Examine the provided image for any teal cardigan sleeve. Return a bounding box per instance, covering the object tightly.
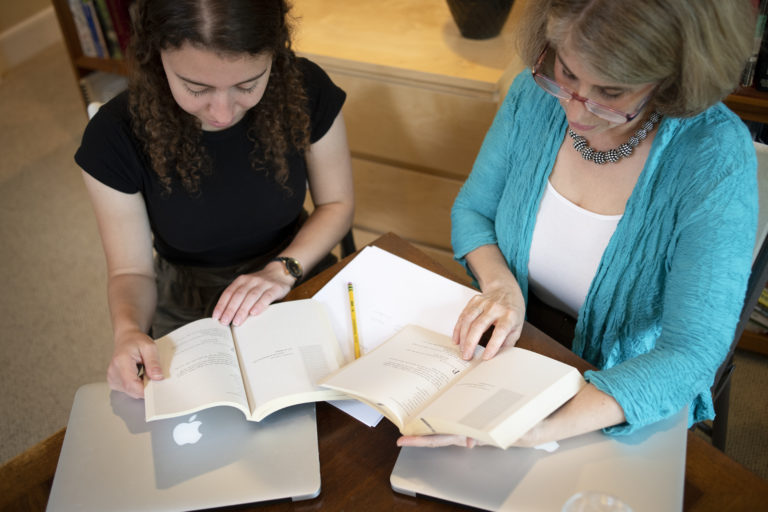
[450,82,516,268]
[585,109,758,434]
[451,72,563,284]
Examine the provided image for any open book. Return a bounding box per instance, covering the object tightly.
[319,324,586,448]
[144,299,347,422]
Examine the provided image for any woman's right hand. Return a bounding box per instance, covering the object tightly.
[453,244,527,361]
[453,281,526,361]
[81,171,161,399]
[106,329,164,399]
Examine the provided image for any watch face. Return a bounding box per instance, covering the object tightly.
[285,258,302,278]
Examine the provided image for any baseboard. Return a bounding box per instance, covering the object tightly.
[0,6,63,76]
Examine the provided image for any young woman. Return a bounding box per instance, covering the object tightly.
[76,0,354,399]
[400,0,757,448]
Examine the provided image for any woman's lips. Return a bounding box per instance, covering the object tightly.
[569,121,595,132]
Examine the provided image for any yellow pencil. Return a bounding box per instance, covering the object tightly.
[348,282,361,359]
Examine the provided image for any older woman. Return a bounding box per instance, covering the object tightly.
[400,0,757,448]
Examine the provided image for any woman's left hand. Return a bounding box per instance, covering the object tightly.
[396,426,541,449]
[395,384,628,450]
[212,261,295,326]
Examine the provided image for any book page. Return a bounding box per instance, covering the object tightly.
[233,299,347,421]
[313,246,479,362]
[319,325,481,429]
[312,246,479,425]
[418,346,585,446]
[145,318,249,421]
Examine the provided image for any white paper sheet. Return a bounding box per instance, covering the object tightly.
[312,246,480,425]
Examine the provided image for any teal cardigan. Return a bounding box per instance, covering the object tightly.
[451,72,758,434]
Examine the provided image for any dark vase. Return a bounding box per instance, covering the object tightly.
[446,0,514,40]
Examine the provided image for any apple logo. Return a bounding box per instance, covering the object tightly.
[172,414,203,446]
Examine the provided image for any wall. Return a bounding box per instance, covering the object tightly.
[0,0,60,75]
[0,0,51,33]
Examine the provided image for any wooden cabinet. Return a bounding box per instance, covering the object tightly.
[291,0,525,282]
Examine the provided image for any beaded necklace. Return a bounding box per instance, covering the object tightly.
[568,111,662,164]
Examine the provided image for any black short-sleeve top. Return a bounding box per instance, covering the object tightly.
[75,58,346,267]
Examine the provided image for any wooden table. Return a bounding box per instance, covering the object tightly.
[2,233,767,511]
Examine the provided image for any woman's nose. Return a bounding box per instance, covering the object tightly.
[208,92,235,124]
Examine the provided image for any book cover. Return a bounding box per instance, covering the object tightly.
[80,1,108,58]
[93,0,123,59]
[105,0,133,52]
[750,0,768,89]
[67,0,99,58]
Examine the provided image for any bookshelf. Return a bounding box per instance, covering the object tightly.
[51,0,129,109]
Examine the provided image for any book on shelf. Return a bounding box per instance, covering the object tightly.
[758,287,768,309]
[749,309,768,329]
[80,1,109,58]
[753,297,768,317]
[743,0,768,88]
[746,318,768,335]
[319,324,586,449]
[105,0,134,53]
[67,0,99,58]
[92,0,123,59]
[144,299,347,422]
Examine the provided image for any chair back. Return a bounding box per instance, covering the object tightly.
[705,141,768,450]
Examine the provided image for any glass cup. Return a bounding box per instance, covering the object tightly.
[561,491,634,512]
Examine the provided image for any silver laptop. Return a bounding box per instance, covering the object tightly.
[47,382,321,511]
[391,407,688,512]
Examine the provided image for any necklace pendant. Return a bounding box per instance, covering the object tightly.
[567,111,661,166]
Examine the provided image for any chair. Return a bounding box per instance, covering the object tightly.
[698,141,768,451]
[340,229,357,258]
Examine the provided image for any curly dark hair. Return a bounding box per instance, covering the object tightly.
[127,0,310,195]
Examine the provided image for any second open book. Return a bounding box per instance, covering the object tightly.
[319,324,585,449]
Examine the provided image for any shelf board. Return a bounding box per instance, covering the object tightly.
[725,87,768,124]
[74,56,129,77]
[738,329,768,356]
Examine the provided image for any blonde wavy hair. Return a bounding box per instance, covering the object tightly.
[127,0,309,195]
[515,0,756,117]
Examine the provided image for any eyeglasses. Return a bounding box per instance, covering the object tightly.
[531,45,653,124]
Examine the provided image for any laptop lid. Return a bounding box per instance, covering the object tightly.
[391,407,687,512]
[47,382,320,512]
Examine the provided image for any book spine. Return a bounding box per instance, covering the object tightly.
[93,0,123,59]
[80,1,108,58]
[742,0,768,87]
[105,0,133,52]
[67,0,99,58]
[759,287,768,309]
[750,310,768,329]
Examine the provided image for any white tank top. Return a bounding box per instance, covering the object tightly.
[528,180,622,318]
